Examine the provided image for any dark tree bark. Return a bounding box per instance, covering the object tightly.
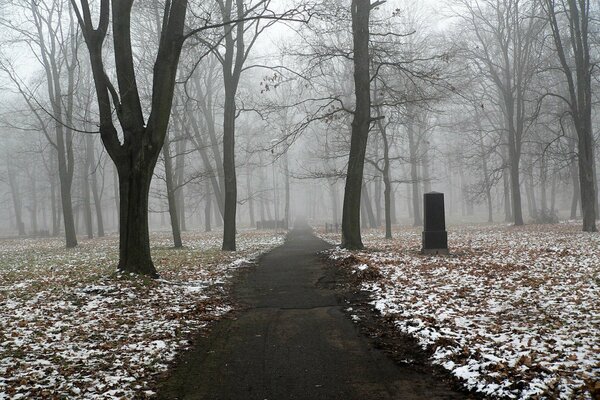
[341,0,372,250]
[89,141,105,237]
[73,0,188,276]
[217,0,245,251]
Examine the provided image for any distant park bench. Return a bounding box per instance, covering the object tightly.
[325,223,340,233]
[257,220,286,230]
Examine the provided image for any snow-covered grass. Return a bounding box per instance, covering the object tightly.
[0,230,284,399]
[319,223,599,400]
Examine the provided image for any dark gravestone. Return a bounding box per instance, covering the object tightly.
[422,192,448,255]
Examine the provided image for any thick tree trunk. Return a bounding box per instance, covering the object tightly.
[576,119,597,231]
[341,0,371,249]
[117,162,157,277]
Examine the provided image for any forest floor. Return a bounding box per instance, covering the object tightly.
[318,222,599,400]
[0,229,284,399]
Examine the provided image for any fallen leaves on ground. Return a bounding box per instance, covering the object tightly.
[0,230,283,399]
[320,223,599,400]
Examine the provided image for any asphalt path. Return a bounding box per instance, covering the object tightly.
[156,227,465,400]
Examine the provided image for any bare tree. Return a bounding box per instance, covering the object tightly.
[71,0,188,276]
[543,0,597,231]
[456,0,546,226]
[341,0,379,249]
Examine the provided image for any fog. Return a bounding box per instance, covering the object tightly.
[0,0,597,247]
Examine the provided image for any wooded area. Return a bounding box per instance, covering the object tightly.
[0,0,598,269]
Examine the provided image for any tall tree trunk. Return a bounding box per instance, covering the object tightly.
[56,130,77,247]
[550,171,557,215]
[390,187,397,225]
[341,0,371,249]
[205,182,212,232]
[50,167,59,236]
[362,182,377,229]
[7,163,25,236]
[113,164,120,228]
[503,166,513,222]
[571,154,580,219]
[545,0,596,231]
[246,169,255,227]
[175,137,187,231]
[330,181,340,225]
[163,136,183,248]
[408,117,422,226]
[188,115,225,216]
[89,142,105,237]
[284,152,290,229]
[222,88,237,250]
[540,150,548,217]
[83,138,94,240]
[422,139,432,194]
[507,129,524,225]
[30,172,38,234]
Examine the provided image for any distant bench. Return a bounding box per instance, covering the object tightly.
[325,223,340,233]
[257,220,287,230]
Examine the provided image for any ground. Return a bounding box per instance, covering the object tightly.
[1,223,598,399]
[318,222,599,400]
[0,230,283,399]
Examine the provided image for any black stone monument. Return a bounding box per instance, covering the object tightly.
[422,192,448,255]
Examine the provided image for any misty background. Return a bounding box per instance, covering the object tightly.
[0,0,595,243]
